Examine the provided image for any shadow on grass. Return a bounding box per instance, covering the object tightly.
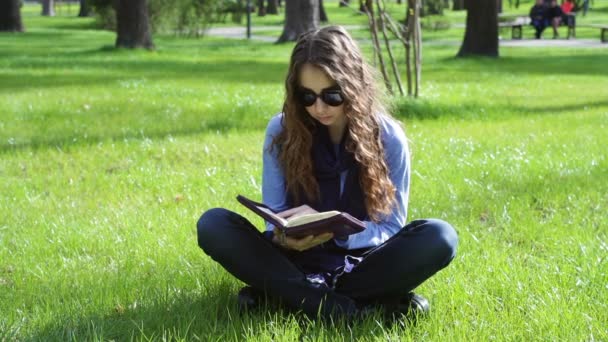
[392,98,608,121]
[27,286,264,340]
[27,285,373,340]
[1,59,285,93]
[438,53,608,77]
[0,117,262,153]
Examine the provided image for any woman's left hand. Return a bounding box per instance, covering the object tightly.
[272,227,334,252]
[276,204,318,220]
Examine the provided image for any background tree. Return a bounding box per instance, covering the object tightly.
[267,0,279,14]
[453,0,464,10]
[266,0,279,13]
[359,0,372,12]
[258,0,266,15]
[277,0,319,43]
[0,0,24,32]
[319,0,328,22]
[457,0,498,57]
[78,0,91,17]
[423,0,443,15]
[42,0,55,16]
[507,0,520,9]
[115,0,154,49]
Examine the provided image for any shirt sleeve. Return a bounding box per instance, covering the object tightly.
[262,114,289,231]
[334,115,410,250]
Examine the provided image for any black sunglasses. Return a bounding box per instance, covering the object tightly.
[297,87,345,107]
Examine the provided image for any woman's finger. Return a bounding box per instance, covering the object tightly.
[276,205,307,218]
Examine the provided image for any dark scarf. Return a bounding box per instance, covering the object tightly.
[310,125,367,221]
[283,125,369,274]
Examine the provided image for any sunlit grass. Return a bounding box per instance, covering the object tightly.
[1,4,607,341]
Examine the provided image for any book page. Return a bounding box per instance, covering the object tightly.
[284,211,340,228]
[257,206,288,227]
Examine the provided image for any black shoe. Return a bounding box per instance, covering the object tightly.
[237,286,264,311]
[405,292,430,316]
[386,292,430,321]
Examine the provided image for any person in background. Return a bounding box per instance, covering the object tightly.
[561,0,576,28]
[530,0,549,39]
[546,0,564,38]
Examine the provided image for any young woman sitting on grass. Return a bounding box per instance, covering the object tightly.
[197,26,458,321]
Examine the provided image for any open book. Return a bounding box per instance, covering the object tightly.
[237,195,365,239]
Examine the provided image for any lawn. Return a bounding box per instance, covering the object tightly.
[1,3,607,341]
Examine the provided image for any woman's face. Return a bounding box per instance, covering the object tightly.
[298,63,347,132]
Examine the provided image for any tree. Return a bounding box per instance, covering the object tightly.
[277,0,319,43]
[453,0,464,10]
[42,0,55,16]
[259,0,279,16]
[319,0,328,22]
[0,0,24,32]
[457,0,498,57]
[267,0,279,14]
[78,0,91,17]
[115,0,154,49]
[360,0,372,12]
[258,0,266,15]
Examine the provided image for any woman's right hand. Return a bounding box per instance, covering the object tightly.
[272,227,333,252]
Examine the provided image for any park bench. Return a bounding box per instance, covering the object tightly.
[578,24,608,42]
[498,16,529,39]
[498,14,576,39]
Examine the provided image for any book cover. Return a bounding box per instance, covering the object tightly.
[236,195,365,239]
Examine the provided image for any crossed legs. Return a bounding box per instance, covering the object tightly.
[197,208,458,319]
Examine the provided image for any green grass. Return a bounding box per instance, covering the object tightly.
[1,3,608,341]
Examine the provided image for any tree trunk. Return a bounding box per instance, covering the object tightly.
[267,0,279,14]
[78,0,90,17]
[457,0,498,57]
[319,0,328,22]
[0,0,24,32]
[277,0,319,43]
[360,0,372,12]
[42,0,55,16]
[453,0,464,10]
[497,0,502,13]
[115,0,154,49]
[258,0,266,16]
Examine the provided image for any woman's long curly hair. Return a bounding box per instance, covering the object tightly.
[273,26,396,221]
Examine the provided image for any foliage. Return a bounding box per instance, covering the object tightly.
[89,0,247,35]
[421,0,444,16]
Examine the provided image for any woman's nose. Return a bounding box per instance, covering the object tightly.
[312,97,327,112]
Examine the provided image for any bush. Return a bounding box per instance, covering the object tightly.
[89,0,245,35]
[421,0,444,16]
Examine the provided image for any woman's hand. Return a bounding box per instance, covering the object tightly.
[272,227,334,251]
[271,205,333,251]
[276,205,318,220]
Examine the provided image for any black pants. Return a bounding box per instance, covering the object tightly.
[197,208,458,318]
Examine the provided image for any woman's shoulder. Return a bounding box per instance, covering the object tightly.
[265,112,285,137]
[377,113,407,145]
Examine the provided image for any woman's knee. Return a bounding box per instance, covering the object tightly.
[196,207,232,251]
[425,219,459,265]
